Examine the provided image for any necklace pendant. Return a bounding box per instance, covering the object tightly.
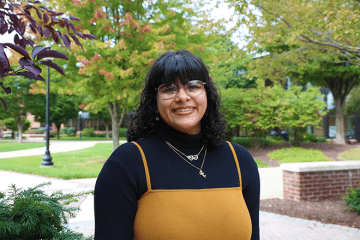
[199,170,206,178]
[187,155,198,161]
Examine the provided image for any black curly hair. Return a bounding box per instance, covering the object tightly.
[126,49,227,149]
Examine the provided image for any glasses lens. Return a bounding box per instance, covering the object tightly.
[186,81,205,96]
[158,84,177,99]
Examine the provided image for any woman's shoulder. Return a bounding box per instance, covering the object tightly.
[106,141,144,167]
[219,140,257,168]
[217,140,252,157]
[109,137,159,163]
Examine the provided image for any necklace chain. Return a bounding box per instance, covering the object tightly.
[166,141,204,161]
[165,141,207,178]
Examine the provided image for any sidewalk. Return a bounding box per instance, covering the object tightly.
[1,140,360,239]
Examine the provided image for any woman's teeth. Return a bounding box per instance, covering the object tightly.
[175,108,193,112]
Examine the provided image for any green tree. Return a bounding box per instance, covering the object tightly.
[31,0,217,150]
[287,61,360,143]
[208,35,257,89]
[227,0,360,144]
[0,76,38,143]
[27,93,78,139]
[345,85,360,115]
[222,80,327,148]
[227,0,360,66]
[3,118,30,134]
[88,108,112,140]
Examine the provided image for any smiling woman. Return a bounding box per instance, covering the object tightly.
[94,50,260,240]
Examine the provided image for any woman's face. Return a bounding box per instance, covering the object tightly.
[157,79,207,135]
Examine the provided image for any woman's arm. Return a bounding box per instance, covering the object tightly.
[94,143,145,240]
[232,143,260,240]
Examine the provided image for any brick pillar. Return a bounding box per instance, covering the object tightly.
[281,161,360,201]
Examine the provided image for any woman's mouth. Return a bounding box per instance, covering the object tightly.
[173,107,195,114]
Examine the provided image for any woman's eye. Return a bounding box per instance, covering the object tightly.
[162,87,177,93]
[188,84,201,90]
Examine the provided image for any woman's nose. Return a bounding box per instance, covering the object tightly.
[175,85,190,102]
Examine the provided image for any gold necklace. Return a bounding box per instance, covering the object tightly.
[165,141,205,161]
[165,141,207,178]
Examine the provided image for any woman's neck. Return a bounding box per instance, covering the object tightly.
[155,120,203,148]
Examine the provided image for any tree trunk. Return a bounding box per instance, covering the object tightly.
[17,123,24,143]
[119,96,129,130]
[108,101,121,151]
[56,124,61,139]
[335,98,346,144]
[108,95,129,151]
[105,123,110,140]
[290,127,305,147]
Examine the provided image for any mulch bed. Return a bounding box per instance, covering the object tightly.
[245,141,360,228]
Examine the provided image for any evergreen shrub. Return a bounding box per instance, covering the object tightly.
[0,182,93,240]
[67,127,76,137]
[342,186,360,214]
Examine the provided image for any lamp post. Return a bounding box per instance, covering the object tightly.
[79,111,82,140]
[41,65,53,166]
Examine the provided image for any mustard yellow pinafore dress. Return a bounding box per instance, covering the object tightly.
[132,141,252,240]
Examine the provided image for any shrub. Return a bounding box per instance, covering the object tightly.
[0,182,92,240]
[49,130,57,138]
[302,132,318,142]
[95,133,106,137]
[82,128,95,137]
[342,186,360,214]
[119,128,127,137]
[23,128,37,134]
[61,127,68,134]
[67,127,76,137]
[270,135,284,141]
[232,137,273,148]
[36,127,46,134]
[316,137,327,142]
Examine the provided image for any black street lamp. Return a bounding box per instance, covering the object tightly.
[41,65,53,166]
[79,111,82,140]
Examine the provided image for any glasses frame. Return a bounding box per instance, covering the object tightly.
[156,80,206,100]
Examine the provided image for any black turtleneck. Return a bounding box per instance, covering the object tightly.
[94,124,260,240]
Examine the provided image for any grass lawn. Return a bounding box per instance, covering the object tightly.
[0,143,113,179]
[338,147,360,160]
[0,142,46,152]
[254,159,269,168]
[50,136,127,141]
[267,147,333,164]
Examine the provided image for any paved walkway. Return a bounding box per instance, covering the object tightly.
[1,140,360,239]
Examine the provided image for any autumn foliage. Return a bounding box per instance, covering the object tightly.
[0,0,96,110]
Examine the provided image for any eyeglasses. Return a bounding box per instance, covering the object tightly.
[156,80,206,99]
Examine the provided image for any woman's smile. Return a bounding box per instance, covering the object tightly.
[172,107,196,114]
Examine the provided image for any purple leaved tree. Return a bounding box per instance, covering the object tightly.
[0,0,96,110]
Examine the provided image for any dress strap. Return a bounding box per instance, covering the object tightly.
[132,142,152,191]
[226,141,242,188]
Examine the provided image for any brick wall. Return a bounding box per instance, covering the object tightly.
[281,161,360,201]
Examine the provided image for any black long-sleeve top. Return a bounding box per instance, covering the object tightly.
[94,123,260,240]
